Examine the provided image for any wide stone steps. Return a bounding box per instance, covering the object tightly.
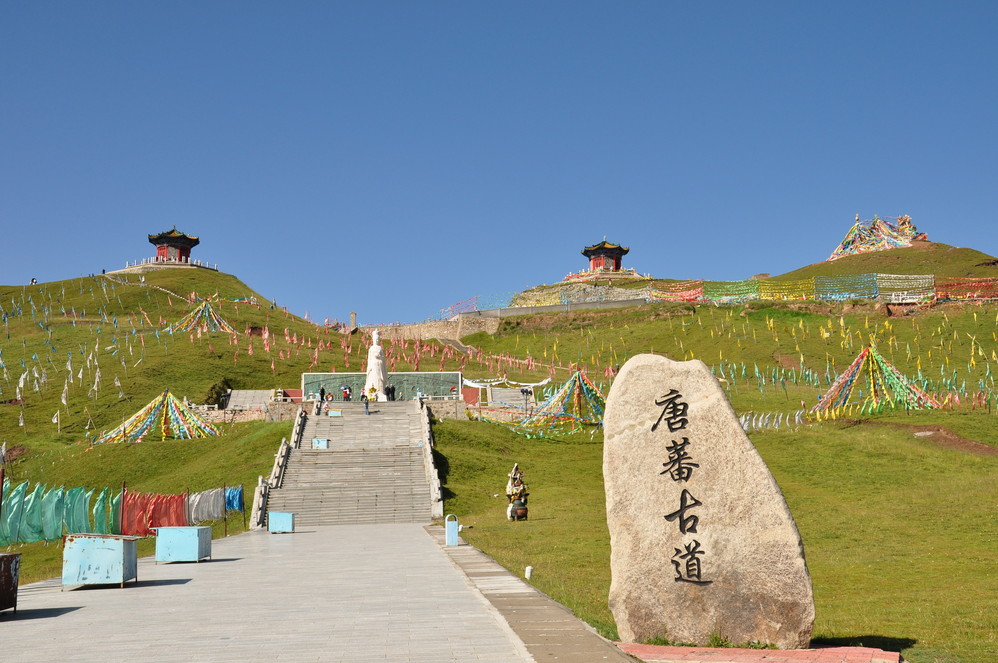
[266,401,432,526]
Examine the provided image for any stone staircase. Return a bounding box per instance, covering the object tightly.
[266,401,433,525]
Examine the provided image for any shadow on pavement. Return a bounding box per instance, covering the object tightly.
[0,606,82,620]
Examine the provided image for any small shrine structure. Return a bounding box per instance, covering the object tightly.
[563,239,640,282]
[149,227,200,264]
[582,240,629,272]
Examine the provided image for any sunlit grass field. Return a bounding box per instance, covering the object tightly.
[433,417,998,663]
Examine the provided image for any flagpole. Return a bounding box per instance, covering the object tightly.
[222,483,227,537]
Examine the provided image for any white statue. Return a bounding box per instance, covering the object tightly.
[364,330,389,402]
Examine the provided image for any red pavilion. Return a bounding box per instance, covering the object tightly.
[149,228,200,263]
[581,240,629,272]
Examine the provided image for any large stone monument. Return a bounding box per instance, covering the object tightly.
[604,354,814,649]
[364,330,389,401]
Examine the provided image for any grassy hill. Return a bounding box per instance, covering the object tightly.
[773,241,998,281]
[510,241,998,307]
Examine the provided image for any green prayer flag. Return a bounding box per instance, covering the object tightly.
[110,490,122,535]
[42,486,65,541]
[92,487,110,534]
[0,481,29,545]
[19,483,46,543]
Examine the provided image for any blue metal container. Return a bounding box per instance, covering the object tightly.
[0,552,20,613]
[62,534,140,588]
[445,514,459,546]
[268,511,295,533]
[154,526,212,563]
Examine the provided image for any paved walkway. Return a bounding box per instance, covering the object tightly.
[1,525,533,662]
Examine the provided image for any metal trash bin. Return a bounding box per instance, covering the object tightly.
[445,514,459,546]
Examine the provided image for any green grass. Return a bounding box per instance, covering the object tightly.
[773,242,998,281]
[462,301,998,424]
[433,417,998,663]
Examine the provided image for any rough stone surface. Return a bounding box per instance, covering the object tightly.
[604,354,814,649]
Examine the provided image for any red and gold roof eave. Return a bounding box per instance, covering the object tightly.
[581,240,629,257]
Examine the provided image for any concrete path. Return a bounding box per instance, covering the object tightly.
[428,526,634,663]
[1,524,533,663]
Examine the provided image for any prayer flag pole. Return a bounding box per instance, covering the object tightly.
[222,483,227,537]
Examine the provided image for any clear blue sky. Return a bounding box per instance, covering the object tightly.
[3,3,996,324]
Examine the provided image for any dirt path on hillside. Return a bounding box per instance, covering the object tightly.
[847,420,998,456]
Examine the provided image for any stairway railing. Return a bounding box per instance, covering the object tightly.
[249,435,292,529]
[418,402,444,519]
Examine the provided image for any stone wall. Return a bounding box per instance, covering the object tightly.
[266,401,306,422]
[200,408,267,424]
[425,399,467,420]
[370,316,500,342]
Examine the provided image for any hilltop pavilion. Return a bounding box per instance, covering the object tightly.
[149,227,200,264]
[582,240,629,272]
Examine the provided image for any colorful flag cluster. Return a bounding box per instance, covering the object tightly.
[812,344,941,414]
[482,371,606,438]
[166,301,237,334]
[827,214,921,261]
[94,390,219,444]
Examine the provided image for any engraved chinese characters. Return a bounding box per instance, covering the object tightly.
[604,354,814,649]
[655,389,710,584]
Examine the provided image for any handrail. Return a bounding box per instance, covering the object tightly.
[418,402,444,519]
[268,437,292,489]
[291,407,308,449]
[250,434,292,529]
[249,476,269,529]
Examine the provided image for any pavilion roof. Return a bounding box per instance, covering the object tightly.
[581,240,629,258]
[149,227,200,246]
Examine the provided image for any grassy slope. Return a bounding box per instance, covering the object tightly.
[512,242,998,303]
[463,301,998,435]
[433,418,998,663]
[773,242,998,281]
[0,267,473,441]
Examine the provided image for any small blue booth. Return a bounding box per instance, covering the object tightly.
[62,534,141,588]
[154,526,212,563]
[268,512,295,533]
